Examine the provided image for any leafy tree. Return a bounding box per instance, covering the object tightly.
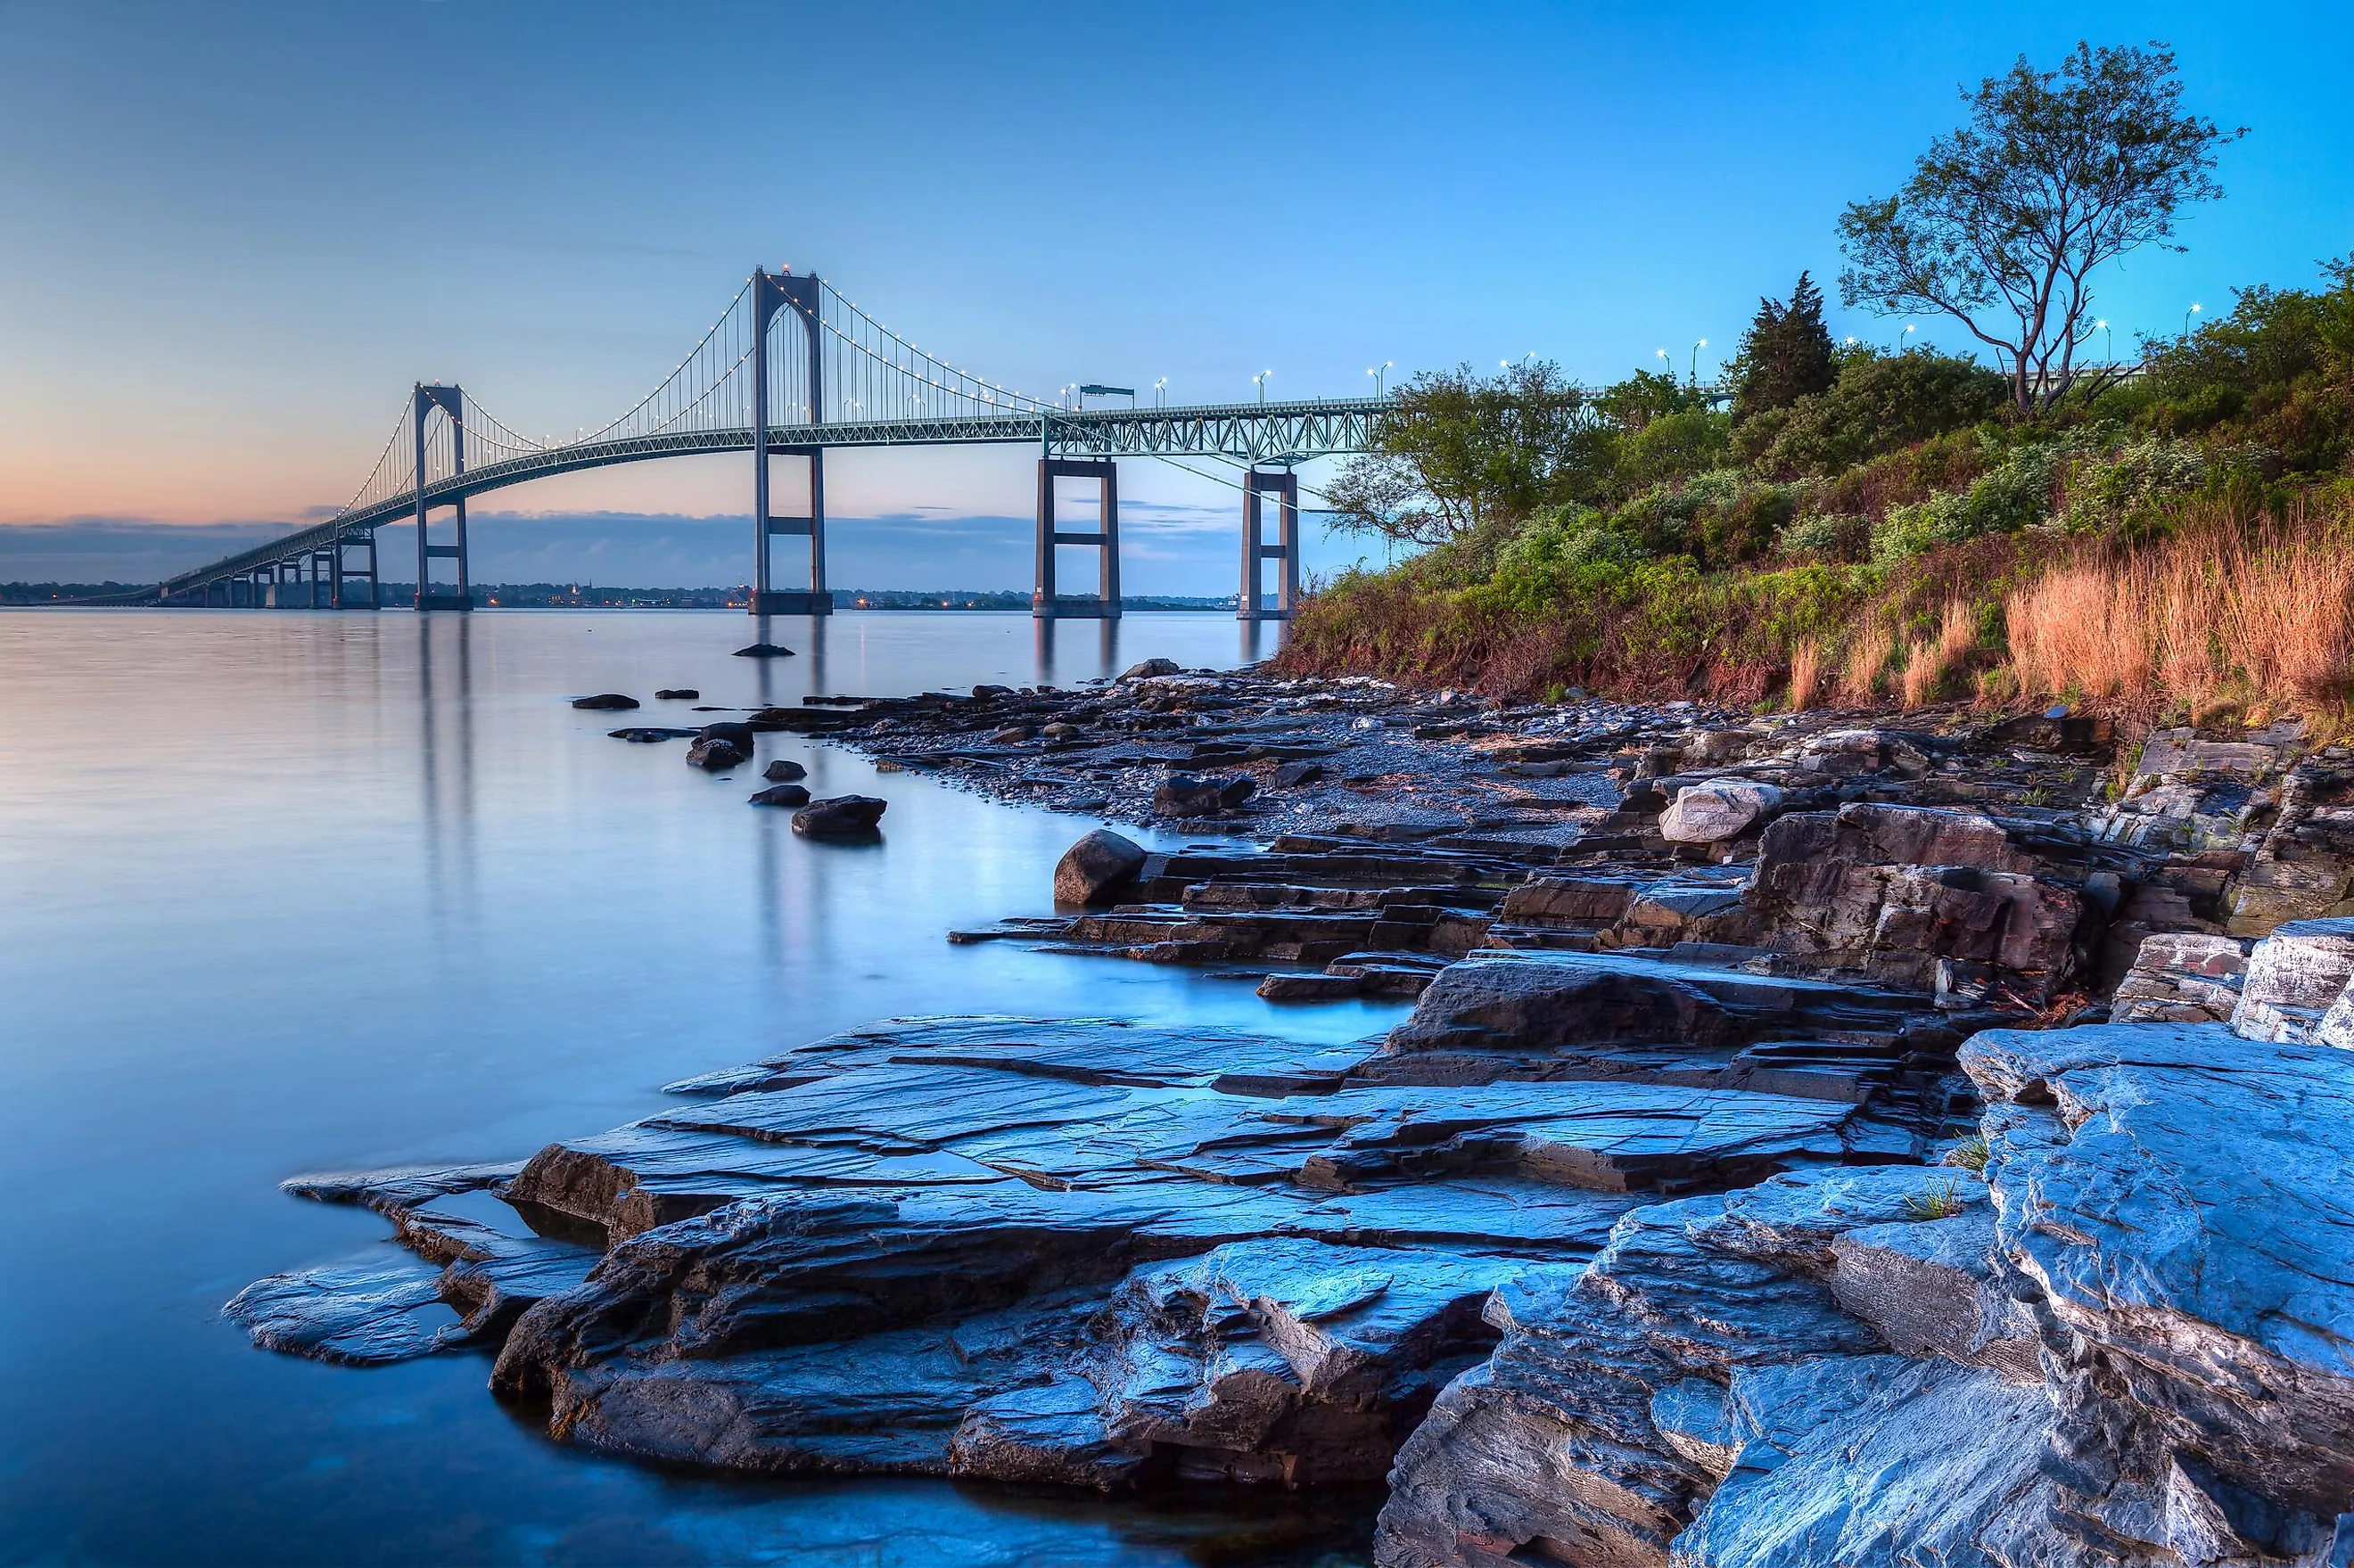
[1328,361,1611,547]
[1732,272,1839,425]
[1591,369,1710,431]
[1838,42,2243,418]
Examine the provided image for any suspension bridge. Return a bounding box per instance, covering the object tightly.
[118,269,1391,622]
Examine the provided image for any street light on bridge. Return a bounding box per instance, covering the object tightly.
[1366,361,1392,397]
[1254,369,1272,404]
[1154,377,1168,408]
[1690,338,1708,385]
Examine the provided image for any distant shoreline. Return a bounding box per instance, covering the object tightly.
[0,582,1241,612]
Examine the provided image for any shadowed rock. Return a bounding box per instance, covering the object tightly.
[1055,829,1148,906]
[571,693,638,710]
[686,738,745,770]
[749,784,811,807]
[793,795,888,836]
[762,759,808,782]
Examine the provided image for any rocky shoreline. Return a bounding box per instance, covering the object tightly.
[230,661,2354,1564]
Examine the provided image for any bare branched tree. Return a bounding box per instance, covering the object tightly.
[1839,41,2243,418]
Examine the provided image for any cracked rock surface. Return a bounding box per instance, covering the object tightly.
[222,680,2354,1561]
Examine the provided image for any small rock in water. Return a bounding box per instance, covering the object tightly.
[686,738,745,770]
[747,784,811,807]
[1053,829,1148,906]
[608,727,699,743]
[654,688,700,701]
[1120,657,1182,681]
[571,693,639,710]
[733,643,795,658]
[762,759,808,783]
[792,795,888,837]
[1155,772,1255,817]
[698,721,757,753]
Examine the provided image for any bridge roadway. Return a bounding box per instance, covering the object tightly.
[137,397,1386,620]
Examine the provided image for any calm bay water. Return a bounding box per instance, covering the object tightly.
[0,609,1404,1567]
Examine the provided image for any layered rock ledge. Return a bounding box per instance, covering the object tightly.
[227,679,2354,1562]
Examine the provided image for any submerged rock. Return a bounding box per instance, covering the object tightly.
[792,795,887,836]
[734,643,794,658]
[654,688,700,700]
[571,693,638,710]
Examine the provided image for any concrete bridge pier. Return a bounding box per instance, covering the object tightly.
[331,531,380,609]
[1032,458,1120,620]
[1239,468,1299,620]
[753,446,829,616]
[413,383,472,612]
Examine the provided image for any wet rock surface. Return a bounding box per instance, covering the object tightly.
[238,673,2354,1561]
[792,794,887,837]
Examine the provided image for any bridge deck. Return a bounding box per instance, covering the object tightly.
[118,398,1391,604]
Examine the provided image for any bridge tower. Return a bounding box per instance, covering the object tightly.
[1239,467,1299,620]
[1032,458,1121,620]
[412,384,471,612]
[750,268,829,616]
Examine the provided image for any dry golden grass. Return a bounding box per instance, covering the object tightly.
[1840,622,1895,704]
[1786,639,1823,710]
[1938,599,1976,669]
[2007,518,2354,712]
[1899,640,1938,707]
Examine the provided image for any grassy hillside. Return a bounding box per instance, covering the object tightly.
[1277,260,2354,725]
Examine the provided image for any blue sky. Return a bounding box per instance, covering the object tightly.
[2,0,2347,592]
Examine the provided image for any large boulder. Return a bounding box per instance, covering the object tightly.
[792,795,888,837]
[1747,804,2085,990]
[1658,780,1783,843]
[2112,932,2252,1025]
[1053,829,1148,906]
[1120,657,1182,681]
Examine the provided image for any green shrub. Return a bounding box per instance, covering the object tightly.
[2058,435,2210,535]
[1617,406,1733,489]
[1778,510,1867,561]
[1739,350,2010,478]
[1871,442,2062,562]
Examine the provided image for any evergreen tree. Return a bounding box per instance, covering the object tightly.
[1733,271,1839,425]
